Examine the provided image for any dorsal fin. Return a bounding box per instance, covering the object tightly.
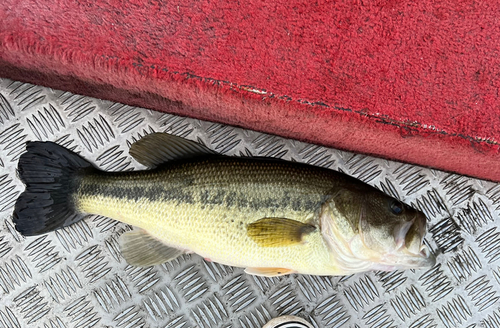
[129,132,216,167]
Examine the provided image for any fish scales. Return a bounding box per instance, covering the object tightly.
[76,157,344,274]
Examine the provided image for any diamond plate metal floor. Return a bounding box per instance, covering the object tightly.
[0,77,499,328]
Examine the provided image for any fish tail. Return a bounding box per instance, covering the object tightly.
[13,141,94,236]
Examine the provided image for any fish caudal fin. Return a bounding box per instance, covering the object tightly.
[13,142,93,236]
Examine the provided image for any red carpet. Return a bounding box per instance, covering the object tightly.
[1,1,500,181]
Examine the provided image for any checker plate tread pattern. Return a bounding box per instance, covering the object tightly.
[0,78,499,328]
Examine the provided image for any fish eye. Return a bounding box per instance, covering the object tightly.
[390,200,404,215]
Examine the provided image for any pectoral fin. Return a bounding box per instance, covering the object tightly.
[244,267,296,277]
[247,218,316,247]
[119,229,184,267]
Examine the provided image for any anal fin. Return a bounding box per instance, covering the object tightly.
[244,267,296,277]
[119,229,184,267]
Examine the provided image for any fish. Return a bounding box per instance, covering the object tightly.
[12,132,436,276]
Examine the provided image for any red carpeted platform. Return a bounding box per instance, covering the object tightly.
[1,1,500,181]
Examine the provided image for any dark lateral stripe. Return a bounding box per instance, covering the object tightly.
[76,155,337,214]
[79,183,195,204]
[79,181,322,213]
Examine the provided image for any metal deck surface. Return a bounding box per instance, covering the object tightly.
[0,77,499,328]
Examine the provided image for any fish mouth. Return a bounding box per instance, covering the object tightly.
[377,242,436,270]
[418,244,436,267]
[394,243,436,268]
[391,213,436,268]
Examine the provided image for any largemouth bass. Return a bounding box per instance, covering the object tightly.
[13,133,435,276]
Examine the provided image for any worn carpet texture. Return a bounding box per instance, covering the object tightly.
[1,0,500,181]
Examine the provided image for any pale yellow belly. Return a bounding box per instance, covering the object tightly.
[78,194,340,275]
